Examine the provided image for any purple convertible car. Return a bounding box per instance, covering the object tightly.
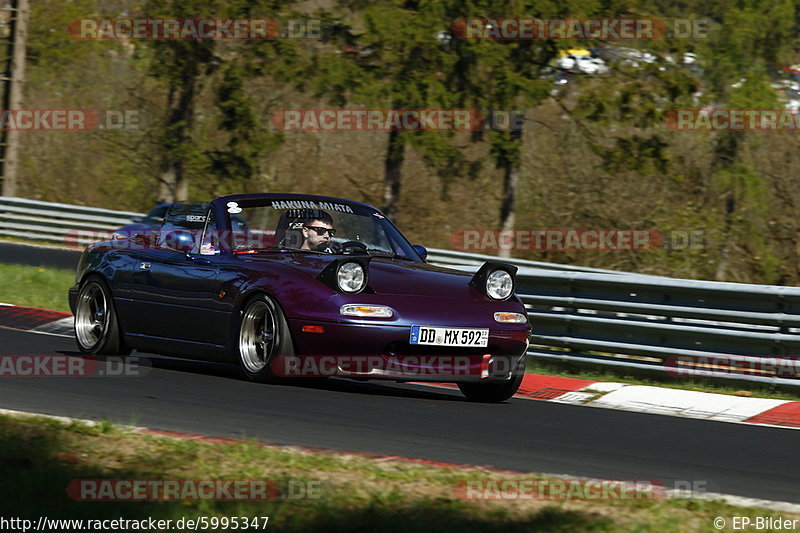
[68,194,531,402]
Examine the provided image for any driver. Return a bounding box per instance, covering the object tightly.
[301,212,336,252]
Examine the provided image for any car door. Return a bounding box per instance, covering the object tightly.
[128,203,227,346]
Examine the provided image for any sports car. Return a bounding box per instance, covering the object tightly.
[68,194,531,402]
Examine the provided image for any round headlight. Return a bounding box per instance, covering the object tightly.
[337,262,366,293]
[486,269,513,300]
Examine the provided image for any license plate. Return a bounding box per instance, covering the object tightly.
[409,326,489,347]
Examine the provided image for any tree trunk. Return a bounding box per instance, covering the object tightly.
[711,131,740,280]
[158,62,198,203]
[382,128,405,221]
[1,0,30,197]
[498,127,523,258]
[714,195,735,280]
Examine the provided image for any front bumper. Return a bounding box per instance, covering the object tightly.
[285,318,529,383]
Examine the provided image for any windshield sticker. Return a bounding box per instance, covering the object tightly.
[372,212,385,219]
[186,214,206,222]
[226,201,242,214]
[270,200,354,213]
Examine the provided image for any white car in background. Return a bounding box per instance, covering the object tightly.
[556,54,609,75]
[574,56,609,75]
[599,46,657,68]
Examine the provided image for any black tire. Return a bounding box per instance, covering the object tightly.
[458,356,526,403]
[73,276,129,356]
[236,294,294,383]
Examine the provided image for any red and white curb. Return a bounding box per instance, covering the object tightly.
[421,374,800,429]
[2,303,800,429]
[514,375,800,429]
[0,303,73,336]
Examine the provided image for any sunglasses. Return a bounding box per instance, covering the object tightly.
[305,225,336,237]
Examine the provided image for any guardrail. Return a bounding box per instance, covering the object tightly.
[515,267,800,386]
[0,196,142,246]
[425,247,646,275]
[1,196,799,385]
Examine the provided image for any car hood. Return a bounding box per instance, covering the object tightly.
[241,253,478,298]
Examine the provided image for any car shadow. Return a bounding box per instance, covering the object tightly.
[54,350,468,402]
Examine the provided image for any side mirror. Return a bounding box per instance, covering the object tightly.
[130,216,144,223]
[164,231,195,253]
[130,232,149,246]
[412,245,428,260]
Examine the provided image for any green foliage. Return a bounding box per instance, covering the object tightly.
[711,164,768,214]
[18,0,800,283]
[305,1,483,216]
[700,0,796,99]
[28,0,112,73]
[209,61,280,183]
[140,0,294,197]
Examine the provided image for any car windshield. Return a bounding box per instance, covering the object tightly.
[220,197,422,261]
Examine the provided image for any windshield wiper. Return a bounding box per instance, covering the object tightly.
[233,248,279,254]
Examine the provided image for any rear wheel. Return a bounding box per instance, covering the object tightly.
[74,277,129,355]
[237,295,294,382]
[458,356,525,403]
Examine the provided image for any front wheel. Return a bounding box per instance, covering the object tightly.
[458,356,526,403]
[237,295,294,382]
[74,277,128,355]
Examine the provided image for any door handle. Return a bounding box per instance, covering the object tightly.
[139,262,151,271]
[186,254,212,265]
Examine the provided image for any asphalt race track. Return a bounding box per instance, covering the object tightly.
[0,327,798,504]
[0,241,81,270]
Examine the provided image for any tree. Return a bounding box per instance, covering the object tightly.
[311,1,464,221]
[141,0,292,201]
[142,0,217,201]
[443,0,612,257]
[565,0,799,281]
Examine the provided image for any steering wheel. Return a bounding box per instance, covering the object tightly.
[338,240,368,254]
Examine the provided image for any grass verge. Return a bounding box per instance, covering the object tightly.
[1,414,795,532]
[0,263,73,312]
